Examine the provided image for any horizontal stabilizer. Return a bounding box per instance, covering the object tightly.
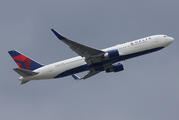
[13,68,39,77]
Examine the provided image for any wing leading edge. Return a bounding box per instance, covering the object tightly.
[51,29,105,65]
[51,29,112,80]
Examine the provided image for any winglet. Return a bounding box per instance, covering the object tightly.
[72,74,82,81]
[51,29,66,40]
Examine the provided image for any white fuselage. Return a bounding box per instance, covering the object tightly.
[19,35,174,81]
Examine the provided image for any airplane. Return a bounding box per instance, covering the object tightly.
[8,29,174,84]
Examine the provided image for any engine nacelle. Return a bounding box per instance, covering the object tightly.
[106,63,124,73]
[103,49,119,59]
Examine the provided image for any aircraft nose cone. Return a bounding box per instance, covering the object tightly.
[167,37,174,43]
[165,36,174,46]
[168,37,174,43]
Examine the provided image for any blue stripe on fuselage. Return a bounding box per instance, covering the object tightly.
[54,47,164,79]
[54,64,89,78]
[116,47,164,62]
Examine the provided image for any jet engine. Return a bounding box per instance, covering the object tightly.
[103,49,119,59]
[106,63,124,73]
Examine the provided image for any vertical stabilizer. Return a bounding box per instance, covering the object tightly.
[8,50,43,71]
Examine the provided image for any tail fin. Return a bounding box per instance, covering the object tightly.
[8,50,43,71]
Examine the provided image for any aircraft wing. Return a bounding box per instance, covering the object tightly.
[72,70,101,80]
[51,29,105,64]
[82,70,101,79]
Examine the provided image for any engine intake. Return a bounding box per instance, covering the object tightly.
[103,49,119,59]
[106,63,124,73]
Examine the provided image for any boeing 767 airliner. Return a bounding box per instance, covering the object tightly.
[8,29,174,84]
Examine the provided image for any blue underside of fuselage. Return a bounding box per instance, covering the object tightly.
[54,47,164,78]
